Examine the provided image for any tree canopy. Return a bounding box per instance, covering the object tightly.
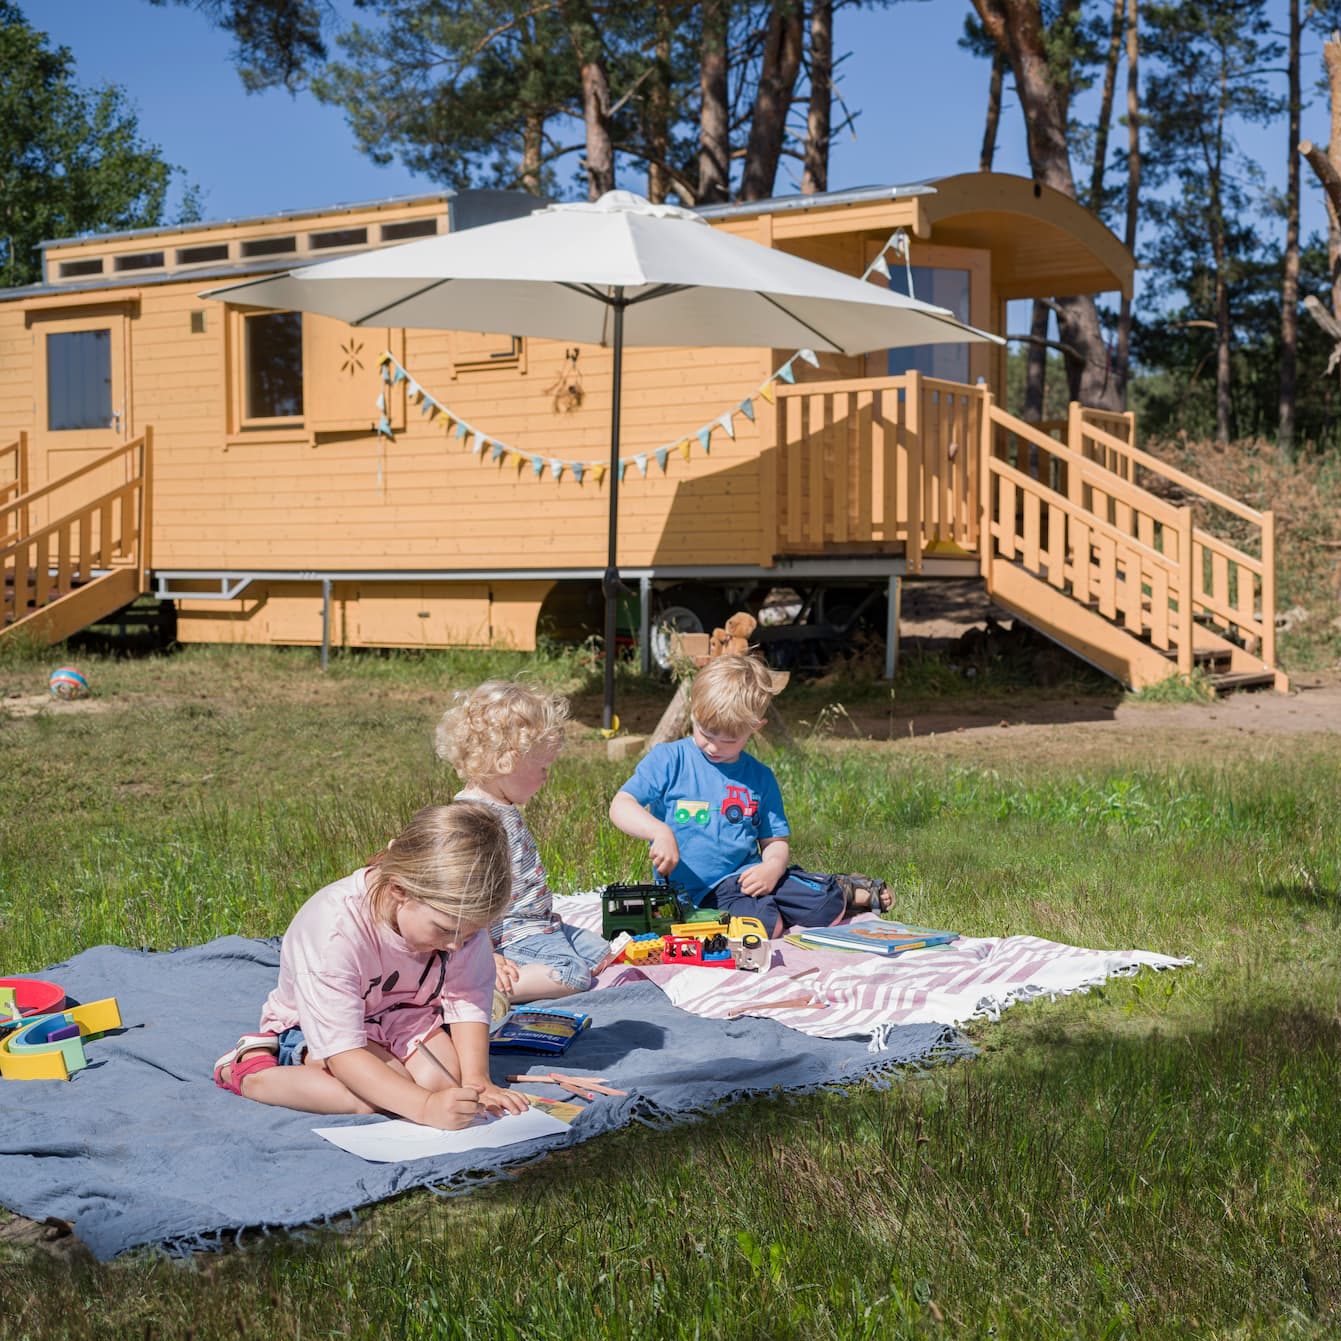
[0,2,191,288]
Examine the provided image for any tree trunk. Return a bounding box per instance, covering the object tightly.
[1212,62,1232,444]
[800,0,833,194]
[698,0,730,203]
[980,47,1005,170]
[647,0,673,202]
[1115,0,1140,401]
[740,0,804,201]
[1327,33,1341,323]
[973,0,1120,409]
[1089,0,1125,210]
[563,3,614,199]
[1278,0,1300,456]
[1023,301,1049,420]
[521,111,544,196]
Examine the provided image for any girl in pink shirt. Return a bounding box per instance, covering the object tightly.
[213,803,528,1130]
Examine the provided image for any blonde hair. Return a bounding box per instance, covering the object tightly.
[435,680,570,783]
[691,654,780,736]
[366,803,513,929]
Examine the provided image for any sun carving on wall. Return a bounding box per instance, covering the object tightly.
[340,338,365,378]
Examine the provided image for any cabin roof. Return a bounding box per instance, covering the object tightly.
[0,173,1131,304]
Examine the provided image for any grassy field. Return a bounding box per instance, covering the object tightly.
[0,645,1338,1340]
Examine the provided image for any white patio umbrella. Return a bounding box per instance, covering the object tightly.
[205,190,998,727]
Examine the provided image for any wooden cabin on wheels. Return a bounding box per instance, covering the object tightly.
[0,173,1284,692]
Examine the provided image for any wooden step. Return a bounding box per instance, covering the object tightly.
[1208,670,1279,694]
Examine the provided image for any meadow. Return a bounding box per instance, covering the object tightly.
[0,643,1337,1340]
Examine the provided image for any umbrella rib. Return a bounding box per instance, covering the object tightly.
[352,278,454,325]
[758,293,843,352]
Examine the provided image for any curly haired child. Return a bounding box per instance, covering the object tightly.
[436,681,606,1004]
[213,802,528,1129]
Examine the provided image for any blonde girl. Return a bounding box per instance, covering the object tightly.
[213,802,527,1129]
[436,681,606,1004]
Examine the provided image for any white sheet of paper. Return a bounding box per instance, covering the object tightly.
[313,1107,570,1163]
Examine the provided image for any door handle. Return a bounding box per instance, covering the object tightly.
[112,409,122,433]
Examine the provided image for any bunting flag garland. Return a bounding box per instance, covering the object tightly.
[373,347,817,486]
[864,228,915,297]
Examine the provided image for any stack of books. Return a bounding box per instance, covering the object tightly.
[785,922,958,958]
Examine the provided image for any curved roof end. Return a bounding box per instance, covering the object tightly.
[924,172,1134,301]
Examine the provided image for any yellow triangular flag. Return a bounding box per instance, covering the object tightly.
[590,464,606,485]
[679,439,692,461]
[758,382,776,405]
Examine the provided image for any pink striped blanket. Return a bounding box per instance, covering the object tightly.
[555,894,1188,1051]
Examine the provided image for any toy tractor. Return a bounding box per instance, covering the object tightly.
[720,784,758,825]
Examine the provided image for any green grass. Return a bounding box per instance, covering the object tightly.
[0,646,1338,1339]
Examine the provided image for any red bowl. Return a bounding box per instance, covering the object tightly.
[0,977,67,1018]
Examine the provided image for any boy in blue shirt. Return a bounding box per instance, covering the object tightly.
[609,654,890,937]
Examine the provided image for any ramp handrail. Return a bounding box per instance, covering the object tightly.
[1,430,152,632]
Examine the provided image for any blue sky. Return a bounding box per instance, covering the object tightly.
[18,0,1319,312]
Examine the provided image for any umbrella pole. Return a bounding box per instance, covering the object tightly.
[602,291,626,731]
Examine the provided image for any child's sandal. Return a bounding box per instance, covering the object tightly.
[836,873,893,915]
[213,1033,280,1096]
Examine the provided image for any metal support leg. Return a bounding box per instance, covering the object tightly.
[884,574,902,681]
[321,578,332,672]
[639,574,651,677]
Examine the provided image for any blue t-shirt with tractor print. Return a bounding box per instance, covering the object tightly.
[619,738,789,904]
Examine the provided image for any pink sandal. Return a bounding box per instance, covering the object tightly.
[213,1034,279,1096]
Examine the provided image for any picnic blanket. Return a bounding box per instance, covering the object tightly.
[556,894,1190,1047]
[0,937,969,1261]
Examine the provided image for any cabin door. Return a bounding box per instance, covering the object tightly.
[28,302,134,531]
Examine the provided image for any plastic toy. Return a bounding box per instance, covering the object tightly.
[670,919,729,940]
[0,977,67,1019]
[0,996,123,1081]
[48,666,90,700]
[621,932,665,965]
[600,883,686,940]
[662,935,735,968]
[720,784,758,824]
[727,916,768,942]
[732,933,770,972]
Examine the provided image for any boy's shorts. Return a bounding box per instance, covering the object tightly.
[502,923,608,993]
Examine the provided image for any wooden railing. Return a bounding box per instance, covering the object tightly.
[772,370,980,569]
[982,401,1195,675]
[0,431,153,633]
[0,433,28,547]
[1068,418,1276,666]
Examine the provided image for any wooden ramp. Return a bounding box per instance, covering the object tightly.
[771,375,1286,695]
[980,402,1283,694]
[0,432,153,648]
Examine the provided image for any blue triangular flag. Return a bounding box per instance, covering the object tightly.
[618,460,628,482]
[655,447,669,471]
[572,463,584,484]
[532,456,544,477]
[490,441,505,462]
[456,421,469,439]
[377,415,392,437]
[739,398,755,422]
[392,366,407,385]
[697,427,712,453]
[778,362,796,384]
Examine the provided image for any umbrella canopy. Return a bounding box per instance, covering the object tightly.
[204,191,999,724]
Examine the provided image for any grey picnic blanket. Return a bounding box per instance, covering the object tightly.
[0,937,971,1260]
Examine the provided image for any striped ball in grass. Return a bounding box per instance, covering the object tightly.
[48,665,90,700]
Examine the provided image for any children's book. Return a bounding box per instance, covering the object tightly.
[489,1006,592,1055]
[788,922,958,957]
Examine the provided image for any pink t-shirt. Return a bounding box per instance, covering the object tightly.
[258,868,493,1061]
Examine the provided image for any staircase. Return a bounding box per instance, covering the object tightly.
[0,431,153,647]
[770,373,1286,694]
[980,400,1284,693]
